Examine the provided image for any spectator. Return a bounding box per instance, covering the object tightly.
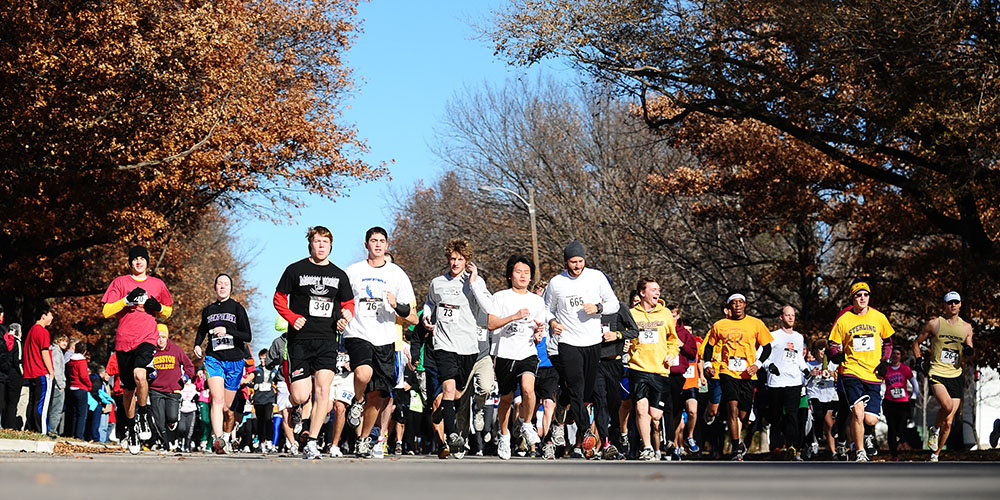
[194,368,212,450]
[251,348,276,453]
[177,377,199,452]
[3,323,24,429]
[47,334,70,437]
[96,367,115,443]
[104,352,126,442]
[66,342,92,440]
[0,306,12,427]
[148,324,195,451]
[23,304,54,434]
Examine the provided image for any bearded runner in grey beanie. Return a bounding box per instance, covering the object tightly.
[563,240,585,261]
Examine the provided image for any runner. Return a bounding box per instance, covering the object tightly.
[263,319,297,454]
[703,293,774,461]
[149,324,195,452]
[194,273,253,454]
[342,227,416,458]
[251,348,277,454]
[101,245,174,454]
[627,278,681,461]
[543,241,620,459]
[486,255,547,460]
[912,290,973,462]
[420,239,491,459]
[595,285,638,460]
[760,305,811,461]
[828,279,894,462]
[674,308,702,456]
[663,304,697,461]
[804,339,839,460]
[273,226,355,459]
[883,345,918,461]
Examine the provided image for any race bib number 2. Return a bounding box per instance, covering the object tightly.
[852,333,875,352]
[310,296,334,318]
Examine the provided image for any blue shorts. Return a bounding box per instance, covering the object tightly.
[841,376,882,416]
[204,356,245,391]
[708,378,722,405]
[619,368,630,401]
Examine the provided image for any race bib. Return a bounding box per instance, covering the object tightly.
[477,326,488,342]
[565,295,585,311]
[255,382,272,392]
[336,352,350,370]
[309,296,334,318]
[437,304,459,324]
[639,328,658,344]
[683,365,696,378]
[784,348,797,361]
[890,387,905,399]
[211,333,234,351]
[852,333,875,352]
[727,356,748,372]
[940,348,959,365]
[357,297,381,318]
[668,354,680,367]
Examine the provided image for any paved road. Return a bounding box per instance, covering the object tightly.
[1,452,997,499]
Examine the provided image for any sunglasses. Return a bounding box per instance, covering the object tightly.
[946,300,960,305]
[853,292,869,298]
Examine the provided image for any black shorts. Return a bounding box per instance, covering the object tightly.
[534,366,559,401]
[344,338,396,397]
[116,343,156,391]
[287,337,339,383]
[630,370,669,411]
[929,373,963,399]
[720,375,756,413]
[435,350,477,386]
[496,356,539,396]
[809,399,836,417]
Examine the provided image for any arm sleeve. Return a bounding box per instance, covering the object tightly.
[909,371,920,396]
[338,275,355,315]
[230,305,253,342]
[467,279,495,316]
[159,304,173,319]
[758,343,772,363]
[273,291,302,326]
[881,336,893,361]
[618,309,639,340]
[102,299,126,319]
[598,275,620,315]
[341,298,355,316]
[703,343,714,366]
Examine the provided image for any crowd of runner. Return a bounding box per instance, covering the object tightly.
[0,226,987,462]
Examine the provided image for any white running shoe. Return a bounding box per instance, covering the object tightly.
[498,433,512,460]
[371,437,386,459]
[522,422,541,446]
[928,426,940,451]
[329,444,343,458]
[855,449,869,462]
[929,452,939,462]
[302,440,321,460]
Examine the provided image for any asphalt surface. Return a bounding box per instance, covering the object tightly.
[1,452,997,499]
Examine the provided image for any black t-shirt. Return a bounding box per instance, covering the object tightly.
[275,258,353,341]
[196,298,253,362]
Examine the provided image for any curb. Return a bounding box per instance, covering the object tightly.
[0,438,56,454]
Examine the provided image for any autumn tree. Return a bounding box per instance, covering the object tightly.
[0,1,383,325]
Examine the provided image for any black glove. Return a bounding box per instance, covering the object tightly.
[144,296,162,314]
[874,359,889,378]
[828,350,846,364]
[917,356,931,374]
[963,345,974,358]
[126,287,146,305]
[767,364,781,376]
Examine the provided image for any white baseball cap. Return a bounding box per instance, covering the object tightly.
[943,291,961,303]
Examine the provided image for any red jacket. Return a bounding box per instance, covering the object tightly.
[67,353,91,391]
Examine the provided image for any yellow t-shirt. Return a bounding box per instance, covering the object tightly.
[929,317,967,379]
[829,309,894,383]
[628,301,681,376]
[706,316,774,380]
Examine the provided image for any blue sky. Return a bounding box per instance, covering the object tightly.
[236,1,566,351]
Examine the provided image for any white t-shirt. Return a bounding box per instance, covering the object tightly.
[489,289,547,361]
[805,359,839,403]
[343,260,416,347]
[764,329,811,388]
[542,268,620,347]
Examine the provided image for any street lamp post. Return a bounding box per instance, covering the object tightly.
[479,184,540,285]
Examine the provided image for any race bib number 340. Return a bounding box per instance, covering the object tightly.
[310,296,333,318]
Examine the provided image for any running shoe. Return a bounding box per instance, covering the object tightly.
[453,449,466,460]
[290,405,302,430]
[371,437,386,459]
[126,427,141,455]
[703,410,716,426]
[498,433,512,460]
[732,441,747,462]
[570,448,584,459]
[302,440,321,460]
[136,412,153,441]
[864,433,878,456]
[639,446,655,461]
[685,437,700,454]
[929,452,939,462]
[347,399,364,428]
[835,441,847,460]
[855,449,869,462]
[542,441,556,460]
[473,407,486,432]
[211,436,225,455]
[601,444,620,461]
[927,426,940,451]
[356,436,372,458]
[809,441,819,457]
[620,432,630,455]
[990,419,1000,448]
[394,441,403,455]
[784,446,798,461]
[581,430,599,459]
[522,422,541,446]
[287,441,299,455]
[437,444,450,459]
[551,423,566,447]
[447,433,466,456]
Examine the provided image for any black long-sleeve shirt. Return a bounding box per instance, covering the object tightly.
[196,298,253,361]
[600,308,639,359]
